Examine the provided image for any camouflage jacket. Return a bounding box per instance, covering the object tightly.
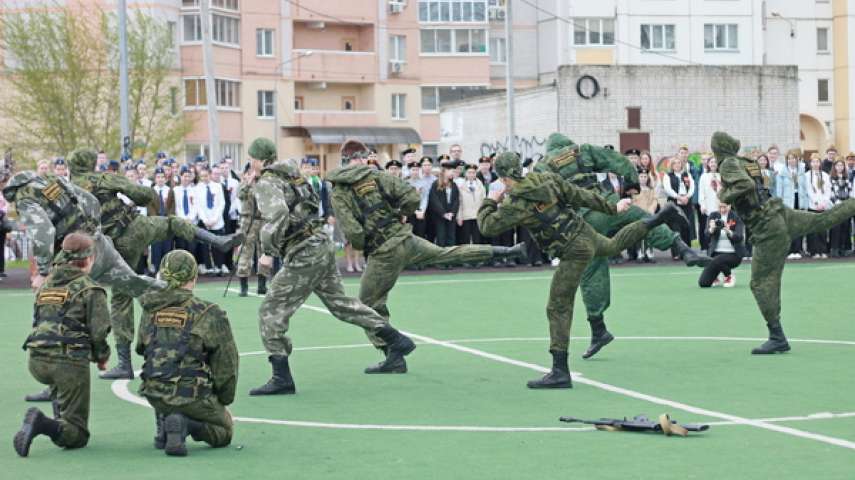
[2,172,101,275]
[72,172,154,238]
[326,164,420,255]
[238,181,262,231]
[254,160,325,259]
[136,288,239,406]
[535,143,639,196]
[26,264,111,363]
[478,172,617,256]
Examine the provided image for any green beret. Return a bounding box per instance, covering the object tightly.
[546,133,574,154]
[68,149,98,176]
[494,152,523,180]
[249,138,277,164]
[711,132,741,158]
[158,249,198,289]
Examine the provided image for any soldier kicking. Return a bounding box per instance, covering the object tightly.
[246,138,415,396]
[478,153,687,389]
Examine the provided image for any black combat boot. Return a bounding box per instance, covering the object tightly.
[257,275,267,295]
[162,413,205,457]
[491,242,527,264]
[364,326,417,374]
[249,355,296,395]
[24,387,51,402]
[193,228,245,253]
[154,413,166,449]
[582,316,614,360]
[751,324,791,355]
[238,277,249,297]
[14,408,62,457]
[527,351,573,389]
[99,342,133,380]
[673,238,712,267]
[642,203,688,231]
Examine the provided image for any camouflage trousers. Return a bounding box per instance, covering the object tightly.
[747,198,855,329]
[111,216,197,345]
[28,353,91,448]
[547,220,651,352]
[259,236,387,356]
[359,235,493,346]
[89,232,164,301]
[146,396,233,448]
[580,205,678,321]
[236,219,261,278]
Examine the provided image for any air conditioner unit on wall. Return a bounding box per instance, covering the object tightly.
[488,7,506,22]
[389,1,405,14]
[389,61,404,75]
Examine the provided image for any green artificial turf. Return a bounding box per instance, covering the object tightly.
[1,261,854,479]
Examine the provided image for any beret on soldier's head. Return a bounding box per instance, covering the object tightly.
[420,156,433,165]
[68,149,98,175]
[156,152,167,159]
[154,167,165,175]
[385,159,403,170]
[494,152,523,180]
[159,249,198,289]
[710,132,741,158]
[249,138,277,164]
[401,148,416,156]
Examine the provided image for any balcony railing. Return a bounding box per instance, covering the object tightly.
[292,110,379,127]
[292,49,378,83]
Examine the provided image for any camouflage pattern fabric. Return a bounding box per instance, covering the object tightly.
[715,131,855,330]
[478,171,651,352]
[158,250,199,288]
[28,355,92,448]
[236,182,262,278]
[254,160,389,354]
[146,397,233,447]
[328,164,493,346]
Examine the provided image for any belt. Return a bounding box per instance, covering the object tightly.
[175,384,212,398]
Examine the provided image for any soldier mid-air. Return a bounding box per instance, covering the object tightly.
[714,131,855,354]
[478,153,687,389]
[247,138,416,396]
[535,133,710,359]
[67,149,243,380]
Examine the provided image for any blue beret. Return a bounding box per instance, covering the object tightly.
[154,167,166,175]
[156,152,167,159]
[54,157,65,165]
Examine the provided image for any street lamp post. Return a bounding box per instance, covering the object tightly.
[273,51,313,155]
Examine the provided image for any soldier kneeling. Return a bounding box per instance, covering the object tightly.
[14,232,111,457]
[136,250,239,456]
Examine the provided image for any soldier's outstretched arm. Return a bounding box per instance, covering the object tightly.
[16,200,56,276]
[718,159,754,205]
[86,287,112,363]
[330,188,366,251]
[101,174,155,205]
[556,175,617,215]
[205,306,239,406]
[383,175,421,217]
[253,177,291,256]
[584,144,639,184]
[477,197,525,237]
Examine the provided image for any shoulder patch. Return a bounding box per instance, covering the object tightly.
[36,287,69,305]
[154,307,189,328]
[535,201,557,213]
[42,181,63,202]
[355,179,377,196]
[744,163,761,178]
[551,151,576,168]
[290,176,305,186]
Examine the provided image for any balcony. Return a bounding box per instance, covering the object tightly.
[292,110,379,128]
[292,49,378,83]
[289,0,377,24]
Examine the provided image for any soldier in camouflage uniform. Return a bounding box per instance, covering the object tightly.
[236,166,266,296]
[714,131,855,354]
[66,149,243,380]
[535,133,710,359]
[14,232,111,457]
[478,153,687,389]
[247,138,416,395]
[136,249,238,456]
[327,154,526,368]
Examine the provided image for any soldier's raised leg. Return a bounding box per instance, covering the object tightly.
[785,198,855,239]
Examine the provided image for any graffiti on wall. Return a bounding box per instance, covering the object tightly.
[479,135,547,161]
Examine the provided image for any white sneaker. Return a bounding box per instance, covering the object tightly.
[813,254,822,259]
[723,275,736,288]
[221,265,230,275]
[787,253,797,260]
[711,276,721,287]
[551,258,561,267]
[198,265,209,275]
[821,254,828,259]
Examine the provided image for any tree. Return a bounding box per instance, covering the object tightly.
[0,1,191,165]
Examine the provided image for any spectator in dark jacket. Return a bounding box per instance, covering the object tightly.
[429,161,460,247]
[698,202,746,288]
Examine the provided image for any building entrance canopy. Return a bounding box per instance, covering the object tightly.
[296,127,422,146]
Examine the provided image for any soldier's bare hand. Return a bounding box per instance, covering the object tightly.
[97,360,108,371]
[616,198,632,213]
[488,189,504,202]
[31,274,46,291]
[258,255,274,277]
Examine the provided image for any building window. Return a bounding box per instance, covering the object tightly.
[627,107,641,129]
[704,24,738,50]
[184,79,240,108]
[170,87,178,115]
[817,27,829,53]
[640,24,675,51]
[294,96,304,110]
[422,144,439,158]
[573,18,615,46]
[256,29,274,56]
[390,34,407,62]
[183,0,239,10]
[421,85,487,112]
[220,143,242,166]
[257,90,274,118]
[420,28,487,54]
[212,14,240,45]
[342,96,356,111]
[818,79,830,103]
[419,1,488,23]
[182,15,202,42]
[392,94,407,120]
[422,87,439,112]
[489,36,506,63]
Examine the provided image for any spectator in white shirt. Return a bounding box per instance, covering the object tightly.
[172,165,200,261]
[806,153,832,258]
[697,157,722,251]
[457,164,485,246]
[195,167,228,274]
[136,162,152,187]
[663,156,696,258]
